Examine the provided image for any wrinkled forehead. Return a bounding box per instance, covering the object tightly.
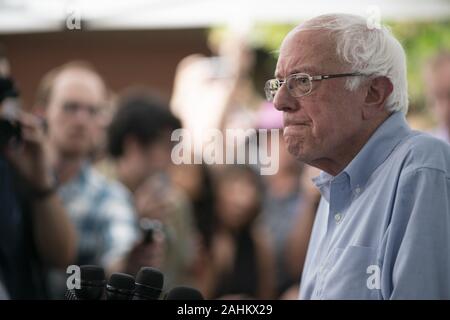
[275,29,342,78]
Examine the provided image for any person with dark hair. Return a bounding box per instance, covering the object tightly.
[203,165,275,300]
[169,163,218,296]
[175,163,217,251]
[106,90,196,290]
[107,91,181,191]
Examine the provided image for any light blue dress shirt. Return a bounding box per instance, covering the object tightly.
[299,111,450,299]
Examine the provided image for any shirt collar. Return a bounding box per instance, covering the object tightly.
[312,170,333,202]
[313,111,412,194]
[344,111,411,190]
[56,160,91,187]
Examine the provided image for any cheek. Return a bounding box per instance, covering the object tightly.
[48,113,67,138]
[307,109,330,142]
[308,120,338,151]
[303,95,329,137]
[132,154,148,173]
[308,113,356,155]
[87,122,100,136]
[47,109,61,127]
[151,147,170,165]
[311,92,359,137]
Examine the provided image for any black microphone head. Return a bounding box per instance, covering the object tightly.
[64,289,78,300]
[133,267,164,300]
[165,286,204,300]
[80,265,105,282]
[106,273,135,300]
[74,265,106,300]
[108,273,135,290]
[135,267,164,288]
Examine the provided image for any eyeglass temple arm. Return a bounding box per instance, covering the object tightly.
[311,73,362,81]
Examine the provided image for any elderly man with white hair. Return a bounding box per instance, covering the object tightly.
[266,13,450,299]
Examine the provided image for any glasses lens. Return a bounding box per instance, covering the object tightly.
[264,79,280,102]
[288,74,311,97]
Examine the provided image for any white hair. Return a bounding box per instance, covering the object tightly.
[294,14,408,114]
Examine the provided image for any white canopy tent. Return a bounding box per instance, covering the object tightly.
[0,0,449,34]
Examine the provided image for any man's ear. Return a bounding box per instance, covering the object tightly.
[362,76,393,120]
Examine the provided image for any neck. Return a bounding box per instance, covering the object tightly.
[116,159,140,193]
[50,148,85,184]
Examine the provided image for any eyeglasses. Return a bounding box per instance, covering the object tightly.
[62,101,101,117]
[264,72,363,102]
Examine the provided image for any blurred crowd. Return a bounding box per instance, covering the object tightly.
[0,32,449,299]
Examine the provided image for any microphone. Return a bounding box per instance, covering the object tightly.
[105,273,135,300]
[66,265,106,300]
[165,286,204,300]
[64,288,78,300]
[132,267,164,300]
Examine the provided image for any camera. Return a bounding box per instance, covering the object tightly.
[139,217,163,245]
[0,76,21,150]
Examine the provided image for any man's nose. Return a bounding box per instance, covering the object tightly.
[273,84,299,113]
[72,108,95,125]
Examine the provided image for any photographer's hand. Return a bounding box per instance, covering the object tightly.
[4,110,77,269]
[4,111,54,193]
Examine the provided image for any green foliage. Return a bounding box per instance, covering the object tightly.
[389,21,450,113]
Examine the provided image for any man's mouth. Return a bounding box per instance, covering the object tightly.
[68,130,87,139]
[283,121,310,136]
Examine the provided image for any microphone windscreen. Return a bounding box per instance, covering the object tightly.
[133,267,164,300]
[75,265,106,300]
[165,286,204,300]
[136,267,164,288]
[80,265,106,283]
[106,273,135,300]
[108,273,135,290]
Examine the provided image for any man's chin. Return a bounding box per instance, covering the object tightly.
[286,141,306,159]
[59,145,90,158]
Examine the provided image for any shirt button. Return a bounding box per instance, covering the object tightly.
[334,213,342,223]
[355,187,361,194]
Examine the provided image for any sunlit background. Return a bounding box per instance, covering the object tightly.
[1,0,450,300]
[1,0,449,126]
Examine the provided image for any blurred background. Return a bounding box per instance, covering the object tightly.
[0,0,449,300]
[1,0,449,122]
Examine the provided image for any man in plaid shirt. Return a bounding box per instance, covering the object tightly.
[34,61,137,298]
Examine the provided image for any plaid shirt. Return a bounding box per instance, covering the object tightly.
[58,162,138,268]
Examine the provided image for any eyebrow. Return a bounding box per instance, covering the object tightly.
[275,66,318,79]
